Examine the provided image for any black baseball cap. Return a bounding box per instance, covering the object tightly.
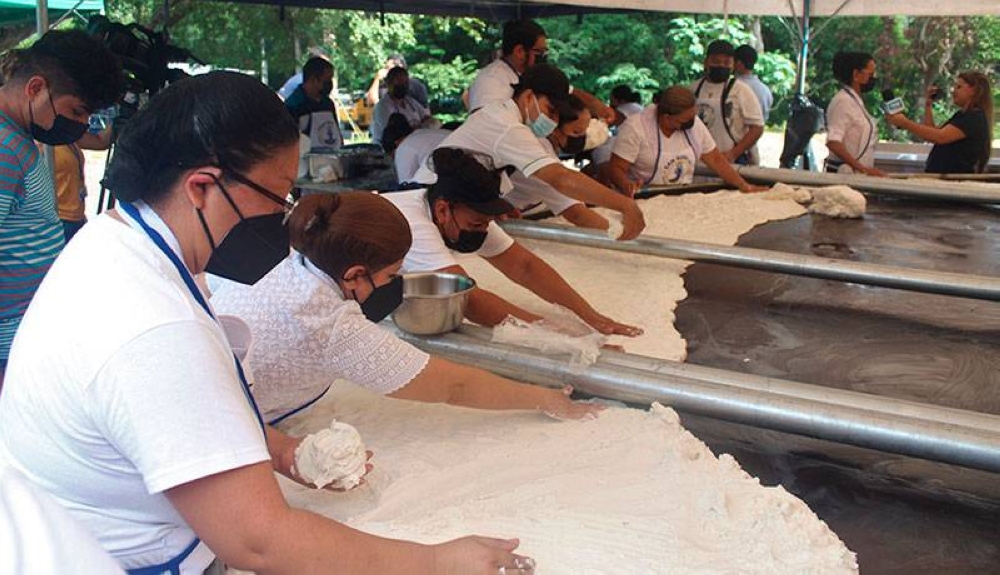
[429,147,514,216]
[514,63,570,105]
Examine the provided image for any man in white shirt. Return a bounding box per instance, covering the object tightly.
[414,64,645,240]
[734,45,774,124]
[388,147,641,336]
[370,67,432,145]
[689,40,765,165]
[466,19,614,124]
[381,115,452,184]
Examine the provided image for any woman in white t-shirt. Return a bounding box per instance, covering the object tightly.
[211,192,600,424]
[0,72,533,575]
[607,86,767,196]
[824,52,887,177]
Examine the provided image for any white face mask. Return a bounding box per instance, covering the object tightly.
[528,95,557,138]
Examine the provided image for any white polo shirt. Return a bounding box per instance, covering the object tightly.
[384,188,515,273]
[504,137,580,215]
[371,95,430,145]
[613,107,716,186]
[468,58,520,111]
[0,207,269,574]
[211,254,431,423]
[689,77,764,157]
[410,99,558,185]
[395,128,452,183]
[825,87,878,171]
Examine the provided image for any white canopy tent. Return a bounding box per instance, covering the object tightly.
[524,0,1000,17]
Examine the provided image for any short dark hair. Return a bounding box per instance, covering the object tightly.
[706,40,736,58]
[0,29,123,112]
[303,57,333,82]
[734,45,758,70]
[385,66,409,84]
[380,112,414,154]
[610,85,641,104]
[106,71,299,205]
[557,94,587,127]
[512,64,569,104]
[502,19,546,56]
[832,52,874,85]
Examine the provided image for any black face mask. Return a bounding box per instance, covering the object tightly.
[439,205,490,253]
[197,174,291,285]
[30,94,88,145]
[389,84,408,99]
[707,66,731,83]
[678,119,695,130]
[562,134,587,155]
[354,274,404,323]
[320,80,334,97]
[860,76,877,93]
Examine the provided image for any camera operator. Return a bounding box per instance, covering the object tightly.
[0,30,122,390]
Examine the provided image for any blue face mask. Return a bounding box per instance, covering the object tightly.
[528,95,557,138]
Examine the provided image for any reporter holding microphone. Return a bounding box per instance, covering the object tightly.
[885,71,994,174]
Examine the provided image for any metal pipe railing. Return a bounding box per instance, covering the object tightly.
[394,326,1000,473]
[500,220,1000,302]
[716,165,1000,204]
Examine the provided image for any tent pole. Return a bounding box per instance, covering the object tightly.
[794,0,811,95]
[37,0,49,34]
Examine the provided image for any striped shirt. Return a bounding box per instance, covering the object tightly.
[0,110,65,360]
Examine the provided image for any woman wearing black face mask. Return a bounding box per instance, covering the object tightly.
[1,71,537,575]
[370,66,433,146]
[607,86,765,196]
[0,30,122,387]
[386,147,643,338]
[825,51,887,177]
[505,94,610,230]
[211,192,601,427]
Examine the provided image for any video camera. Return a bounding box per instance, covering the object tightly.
[87,15,202,122]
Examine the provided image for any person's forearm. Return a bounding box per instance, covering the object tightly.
[826,141,867,171]
[703,150,752,190]
[560,204,609,230]
[414,358,559,412]
[543,166,630,211]
[465,287,541,326]
[265,425,301,481]
[511,255,600,324]
[366,77,381,106]
[731,125,764,158]
[896,115,945,143]
[606,157,634,194]
[921,101,937,127]
[244,507,435,574]
[572,87,613,123]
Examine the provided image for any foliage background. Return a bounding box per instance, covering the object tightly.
[81,3,1000,137]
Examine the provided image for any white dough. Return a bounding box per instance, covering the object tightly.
[809,185,867,219]
[491,314,605,366]
[293,420,367,490]
[761,182,813,204]
[273,384,858,575]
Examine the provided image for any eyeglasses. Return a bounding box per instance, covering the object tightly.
[531,49,550,61]
[222,169,298,225]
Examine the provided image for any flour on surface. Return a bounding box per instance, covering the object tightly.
[461,191,806,359]
[274,384,858,575]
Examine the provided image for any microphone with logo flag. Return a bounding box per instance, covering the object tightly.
[880,90,906,115]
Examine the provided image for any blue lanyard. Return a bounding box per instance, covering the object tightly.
[117,202,266,436]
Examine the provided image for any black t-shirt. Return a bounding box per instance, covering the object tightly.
[925,108,989,174]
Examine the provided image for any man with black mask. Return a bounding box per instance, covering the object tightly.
[284,56,343,151]
[385,147,641,336]
[689,40,764,165]
[370,66,432,146]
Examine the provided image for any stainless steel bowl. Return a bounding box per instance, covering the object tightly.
[392,272,476,335]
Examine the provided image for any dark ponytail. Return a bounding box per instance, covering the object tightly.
[105,71,298,204]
